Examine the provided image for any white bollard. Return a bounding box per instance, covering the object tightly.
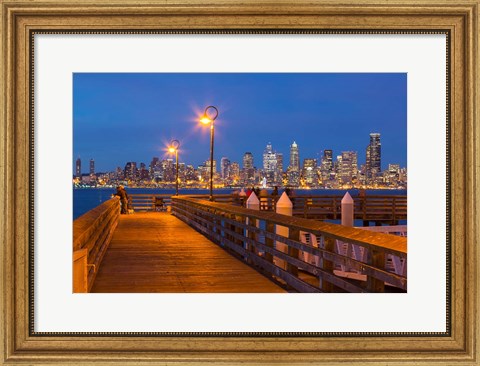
[245,192,260,251]
[341,192,356,270]
[341,192,354,227]
[275,192,292,270]
[246,191,260,210]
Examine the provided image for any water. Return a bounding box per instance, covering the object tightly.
[73,187,407,221]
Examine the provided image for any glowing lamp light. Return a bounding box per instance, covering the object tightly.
[200,116,212,124]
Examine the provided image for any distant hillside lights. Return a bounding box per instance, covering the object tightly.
[73,133,407,189]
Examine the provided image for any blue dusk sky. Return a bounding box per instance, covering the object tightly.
[73,73,407,173]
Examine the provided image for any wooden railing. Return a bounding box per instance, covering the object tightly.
[128,192,406,224]
[214,193,406,224]
[171,196,407,293]
[128,193,172,211]
[275,194,406,224]
[73,197,120,292]
[127,193,235,211]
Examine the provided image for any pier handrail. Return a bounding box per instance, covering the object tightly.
[172,196,407,293]
[73,197,120,292]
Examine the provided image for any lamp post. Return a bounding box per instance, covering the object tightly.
[200,105,218,201]
[168,139,180,196]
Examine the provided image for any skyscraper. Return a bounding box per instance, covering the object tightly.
[205,159,217,173]
[89,158,95,175]
[124,162,137,181]
[221,157,231,179]
[230,162,240,184]
[366,132,381,183]
[302,158,317,186]
[287,141,300,186]
[150,157,159,177]
[275,152,283,185]
[263,143,277,186]
[339,151,358,185]
[320,149,333,183]
[139,162,149,180]
[289,141,300,172]
[242,152,255,185]
[75,158,81,178]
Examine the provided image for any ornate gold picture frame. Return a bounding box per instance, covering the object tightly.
[1,0,478,364]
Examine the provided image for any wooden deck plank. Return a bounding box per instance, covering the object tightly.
[91,212,285,293]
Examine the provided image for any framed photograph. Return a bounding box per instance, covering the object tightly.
[1,0,478,365]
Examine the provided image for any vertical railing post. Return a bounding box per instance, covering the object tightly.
[287,228,299,277]
[265,221,275,265]
[366,249,386,292]
[246,192,260,256]
[321,236,335,292]
[341,192,354,270]
[275,192,293,270]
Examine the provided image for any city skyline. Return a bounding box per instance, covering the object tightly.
[73,73,407,173]
[74,131,407,190]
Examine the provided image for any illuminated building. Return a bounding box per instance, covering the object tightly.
[302,158,317,186]
[242,152,255,185]
[339,151,358,185]
[124,162,137,181]
[366,133,381,183]
[221,157,231,180]
[287,141,300,186]
[263,143,277,186]
[89,158,95,175]
[230,162,240,185]
[75,158,81,178]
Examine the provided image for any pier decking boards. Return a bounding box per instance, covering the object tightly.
[91,212,286,293]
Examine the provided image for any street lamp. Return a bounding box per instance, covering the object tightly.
[200,105,218,201]
[168,139,180,196]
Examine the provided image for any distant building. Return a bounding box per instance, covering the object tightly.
[89,158,95,175]
[302,158,317,186]
[289,141,300,172]
[150,157,159,178]
[386,164,400,185]
[221,157,231,180]
[230,162,240,185]
[124,162,137,181]
[339,151,358,185]
[162,159,174,182]
[242,152,255,185]
[366,133,381,183]
[75,158,81,178]
[275,152,283,185]
[287,141,300,187]
[263,143,277,186]
[185,165,197,182]
[205,159,217,173]
[139,162,149,180]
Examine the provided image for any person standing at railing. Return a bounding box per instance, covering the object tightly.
[114,185,129,214]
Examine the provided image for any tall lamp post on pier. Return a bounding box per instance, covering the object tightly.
[168,139,180,196]
[200,105,218,201]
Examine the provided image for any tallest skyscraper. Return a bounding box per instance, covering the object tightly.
[287,141,300,186]
[289,141,299,172]
[366,133,381,183]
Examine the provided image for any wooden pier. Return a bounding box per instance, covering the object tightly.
[73,195,407,293]
[90,212,285,293]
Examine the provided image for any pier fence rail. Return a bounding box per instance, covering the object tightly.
[73,197,120,292]
[127,192,406,224]
[171,196,407,293]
